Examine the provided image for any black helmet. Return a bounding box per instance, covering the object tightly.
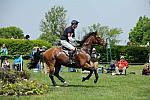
[71,20,79,25]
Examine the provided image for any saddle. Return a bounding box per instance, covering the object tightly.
[62,46,70,52]
[61,46,77,64]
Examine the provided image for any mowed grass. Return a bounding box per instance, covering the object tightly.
[1,60,150,100]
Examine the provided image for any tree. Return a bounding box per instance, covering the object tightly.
[82,23,122,45]
[0,26,24,39]
[39,6,67,43]
[108,28,122,45]
[129,16,150,45]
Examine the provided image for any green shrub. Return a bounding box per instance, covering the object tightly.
[1,38,149,63]
[0,70,30,83]
[0,38,52,59]
[0,70,49,96]
[96,45,150,63]
[0,80,49,96]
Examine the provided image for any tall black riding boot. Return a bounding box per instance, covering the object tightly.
[69,51,74,64]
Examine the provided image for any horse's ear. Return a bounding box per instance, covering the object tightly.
[94,31,98,36]
[95,31,97,34]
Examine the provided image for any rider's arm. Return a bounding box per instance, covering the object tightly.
[68,33,75,42]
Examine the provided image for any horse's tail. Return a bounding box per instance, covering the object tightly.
[40,52,44,62]
[40,52,48,74]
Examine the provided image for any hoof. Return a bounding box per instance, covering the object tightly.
[94,79,97,83]
[63,81,68,86]
[55,86,60,87]
[82,77,86,82]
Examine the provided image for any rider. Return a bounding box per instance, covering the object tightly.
[60,20,79,64]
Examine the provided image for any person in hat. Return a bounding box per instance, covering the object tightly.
[1,58,10,71]
[12,54,23,71]
[142,63,150,75]
[115,56,128,75]
[41,46,46,52]
[60,20,79,64]
[90,48,100,72]
[0,44,8,67]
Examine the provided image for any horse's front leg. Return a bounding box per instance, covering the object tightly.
[93,67,99,83]
[82,62,94,82]
[82,69,93,82]
[93,62,99,83]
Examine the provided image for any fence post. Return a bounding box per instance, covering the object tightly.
[20,55,23,71]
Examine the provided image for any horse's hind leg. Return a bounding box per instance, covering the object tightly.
[49,74,57,86]
[54,65,68,86]
[48,65,57,86]
[54,72,68,86]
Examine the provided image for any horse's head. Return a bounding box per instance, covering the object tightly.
[93,33,107,47]
[81,31,107,47]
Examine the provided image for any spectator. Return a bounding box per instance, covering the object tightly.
[40,46,47,52]
[0,44,8,67]
[142,63,150,75]
[33,48,42,71]
[115,56,128,75]
[107,60,116,73]
[90,48,100,72]
[1,58,10,71]
[30,47,38,59]
[60,65,64,73]
[68,67,77,72]
[12,54,23,71]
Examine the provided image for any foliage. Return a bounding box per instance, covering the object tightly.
[129,16,150,45]
[82,23,122,45]
[0,70,48,96]
[39,32,59,43]
[0,70,30,83]
[108,28,122,45]
[95,45,149,63]
[0,38,51,57]
[0,80,49,96]
[0,26,24,39]
[1,65,150,99]
[39,6,67,43]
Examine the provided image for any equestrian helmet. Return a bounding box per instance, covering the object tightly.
[71,20,79,25]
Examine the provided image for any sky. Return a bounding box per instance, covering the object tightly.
[0,0,150,45]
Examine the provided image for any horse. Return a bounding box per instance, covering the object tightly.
[29,31,106,86]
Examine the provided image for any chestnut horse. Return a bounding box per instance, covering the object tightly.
[30,31,106,86]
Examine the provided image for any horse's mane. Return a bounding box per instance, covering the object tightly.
[80,32,97,46]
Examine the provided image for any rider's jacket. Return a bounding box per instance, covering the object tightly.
[60,26,75,42]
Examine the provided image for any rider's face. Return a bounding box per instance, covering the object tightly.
[72,24,78,29]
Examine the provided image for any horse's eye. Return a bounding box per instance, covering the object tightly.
[96,37,100,39]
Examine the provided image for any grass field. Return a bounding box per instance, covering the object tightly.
[0,60,150,100]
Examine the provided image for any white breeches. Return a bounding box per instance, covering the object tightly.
[60,40,75,50]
